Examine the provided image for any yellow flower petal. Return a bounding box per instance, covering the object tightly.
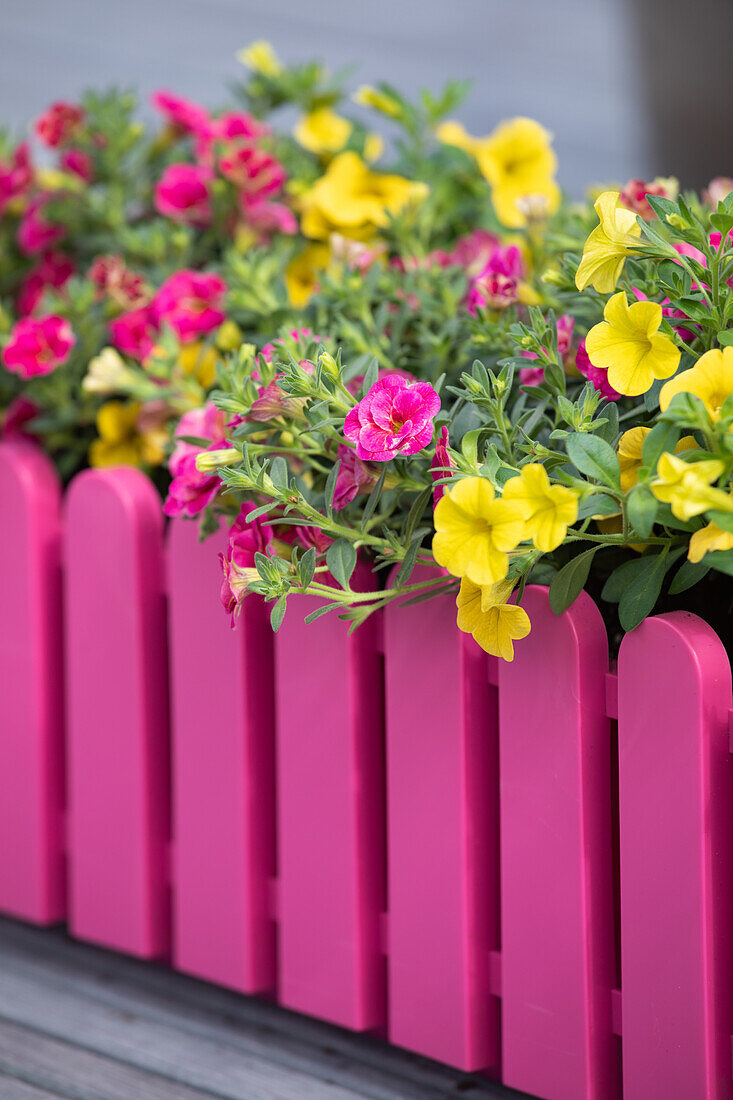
[659,346,733,420]
[575,191,642,293]
[456,577,531,660]
[585,292,680,397]
[688,522,733,563]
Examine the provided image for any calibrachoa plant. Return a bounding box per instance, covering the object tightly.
[2,43,733,656]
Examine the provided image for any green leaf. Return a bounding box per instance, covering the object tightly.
[403,487,432,545]
[711,212,733,235]
[549,546,600,615]
[460,429,481,468]
[326,538,357,589]
[360,357,379,396]
[299,546,316,590]
[596,402,619,445]
[270,595,287,633]
[566,432,621,490]
[269,456,289,490]
[576,493,620,520]
[618,550,669,631]
[395,534,423,586]
[717,329,733,347]
[627,486,658,539]
[601,556,652,603]
[669,559,710,594]
[360,469,386,530]
[304,603,342,625]
[640,420,679,473]
[323,459,341,514]
[706,548,733,576]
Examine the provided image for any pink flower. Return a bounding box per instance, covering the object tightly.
[2,315,75,378]
[430,426,455,506]
[89,254,149,310]
[216,111,268,143]
[344,375,441,462]
[150,90,210,135]
[294,525,333,553]
[242,199,297,238]
[332,443,379,510]
[219,501,273,624]
[109,305,158,360]
[466,245,523,313]
[17,251,74,316]
[575,339,621,402]
[519,314,575,387]
[220,144,285,200]
[164,404,228,519]
[59,147,93,183]
[1,396,39,439]
[154,163,213,226]
[444,229,501,275]
[0,143,32,215]
[704,178,733,207]
[17,196,65,255]
[152,270,227,342]
[260,328,316,365]
[35,102,85,148]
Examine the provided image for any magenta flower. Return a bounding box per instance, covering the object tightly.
[0,143,32,216]
[164,404,228,519]
[466,244,523,313]
[519,314,575,388]
[17,196,65,256]
[1,396,39,440]
[243,199,298,238]
[332,443,379,510]
[219,502,274,624]
[619,177,676,221]
[430,426,455,506]
[344,375,441,462]
[89,254,148,310]
[152,270,227,343]
[2,315,75,379]
[443,229,501,275]
[109,305,158,360]
[35,101,85,148]
[17,251,74,316]
[154,164,213,226]
[220,143,285,199]
[59,148,94,183]
[575,339,621,402]
[150,90,210,135]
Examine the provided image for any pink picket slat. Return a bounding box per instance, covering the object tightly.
[275,571,386,1030]
[168,518,276,992]
[498,586,617,1100]
[618,612,733,1100]
[384,579,500,1070]
[64,467,170,957]
[0,442,65,923]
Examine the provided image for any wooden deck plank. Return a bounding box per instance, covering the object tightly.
[0,919,525,1100]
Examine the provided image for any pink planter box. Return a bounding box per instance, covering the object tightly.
[2,440,733,1100]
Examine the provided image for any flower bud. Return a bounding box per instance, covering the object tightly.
[195,447,239,472]
[216,320,243,351]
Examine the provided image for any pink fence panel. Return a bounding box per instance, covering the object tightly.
[275,573,386,1031]
[499,586,617,1100]
[618,612,733,1100]
[0,442,65,924]
[64,467,170,958]
[168,518,276,993]
[384,578,500,1071]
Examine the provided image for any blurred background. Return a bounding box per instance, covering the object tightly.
[2,0,731,193]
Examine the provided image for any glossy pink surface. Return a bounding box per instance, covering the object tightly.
[168,518,276,992]
[618,613,733,1100]
[499,587,617,1100]
[0,442,65,922]
[64,468,170,957]
[384,573,500,1070]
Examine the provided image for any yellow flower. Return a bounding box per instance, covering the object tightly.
[178,342,218,389]
[284,242,330,307]
[575,191,642,293]
[585,291,680,397]
[294,109,352,155]
[299,151,428,241]
[363,133,384,163]
[688,522,733,562]
[617,427,697,491]
[89,401,166,468]
[456,578,531,661]
[352,85,402,118]
[650,452,732,521]
[236,40,282,77]
[438,117,559,229]
[659,346,733,421]
[216,320,243,352]
[432,476,527,586]
[502,464,578,552]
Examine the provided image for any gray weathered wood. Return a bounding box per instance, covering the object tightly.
[0,1074,66,1100]
[0,919,526,1100]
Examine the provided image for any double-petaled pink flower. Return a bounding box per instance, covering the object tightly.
[164,404,228,519]
[430,426,455,506]
[90,254,149,310]
[332,443,379,510]
[2,315,75,378]
[35,101,85,148]
[344,375,441,462]
[219,502,274,624]
[150,90,210,136]
[109,305,158,360]
[17,251,75,316]
[17,196,65,255]
[575,339,621,402]
[59,148,94,183]
[0,143,32,215]
[154,163,213,226]
[466,244,523,313]
[152,270,227,342]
